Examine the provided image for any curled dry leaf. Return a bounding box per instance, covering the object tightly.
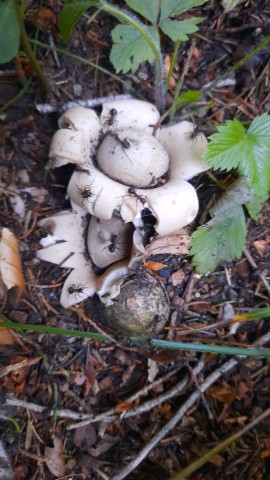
[0,322,15,345]
[207,384,236,405]
[45,436,65,478]
[253,239,269,254]
[0,227,25,301]
[145,228,190,256]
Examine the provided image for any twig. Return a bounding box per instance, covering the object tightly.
[170,404,270,480]
[244,248,270,295]
[4,397,92,421]
[67,360,205,430]
[48,34,60,68]
[36,94,134,114]
[110,330,270,480]
[0,439,14,480]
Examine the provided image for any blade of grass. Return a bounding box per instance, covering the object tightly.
[169,405,270,480]
[149,339,270,358]
[29,39,133,89]
[1,315,270,358]
[232,307,270,322]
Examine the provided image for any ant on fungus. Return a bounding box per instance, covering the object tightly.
[110,133,132,163]
[103,234,123,253]
[68,283,87,297]
[106,108,118,127]
[77,184,96,205]
[128,187,146,205]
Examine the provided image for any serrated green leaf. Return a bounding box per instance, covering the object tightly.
[59,0,99,43]
[173,90,201,110]
[248,112,270,139]
[210,176,253,218]
[160,17,202,42]
[205,116,270,211]
[125,0,160,24]
[190,208,247,273]
[246,190,269,220]
[110,24,158,73]
[0,0,20,64]
[159,0,208,23]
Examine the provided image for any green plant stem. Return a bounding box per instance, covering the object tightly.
[169,405,270,479]
[1,315,270,358]
[29,39,132,89]
[14,1,50,97]
[166,39,180,90]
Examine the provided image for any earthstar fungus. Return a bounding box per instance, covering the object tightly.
[37,99,208,308]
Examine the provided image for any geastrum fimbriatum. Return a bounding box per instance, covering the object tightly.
[37,99,208,309]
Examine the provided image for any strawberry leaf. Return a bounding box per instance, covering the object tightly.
[191,178,252,273]
[190,208,247,273]
[110,24,158,73]
[160,17,202,42]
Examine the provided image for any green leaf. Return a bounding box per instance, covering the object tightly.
[190,207,247,273]
[110,24,158,73]
[205,115,270,218]
[209,176,253,217]
[159,0,208,23]
[125,0,160,24]
[173,90,201,110]
[0,0,20,63]
[59,0,99,43]
[246,190,269,221]
[160,17,202,42]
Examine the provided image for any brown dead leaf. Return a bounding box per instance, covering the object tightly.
[187,301,219,314]
[207,384,236,405]
[45,436,65,478]
[0,322,15,345]
[0,227,25,301]
[88,434,120,457]
[73,424,97,451]
[114,401,135,413]
[146,229,190,256]
[164,55,177,90]
[253,239,269,254]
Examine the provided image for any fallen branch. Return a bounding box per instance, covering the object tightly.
[110,330,270,480]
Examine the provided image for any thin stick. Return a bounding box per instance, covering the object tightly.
[67,360,205,430]
[0,439,14,480]
[244,248,270,295]
[110,331,270,480]
[170,405,270,479]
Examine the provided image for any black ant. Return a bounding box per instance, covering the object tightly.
[128,187,146,205]
[68,283,87,297]
[77,184,96,205]
[107,108,118,127]
[110,133,132,163]
[188,124,204,148]
[103,234,123,253]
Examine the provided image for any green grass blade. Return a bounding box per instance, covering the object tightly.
[169,405,270,479]
[1,315,270,358]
